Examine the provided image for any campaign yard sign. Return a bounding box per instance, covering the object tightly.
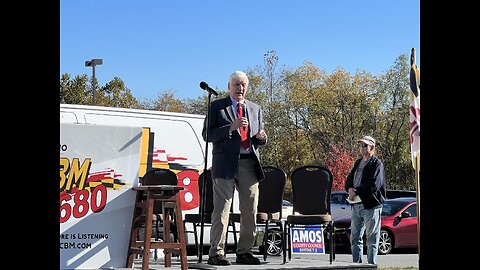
[290,225,325,254]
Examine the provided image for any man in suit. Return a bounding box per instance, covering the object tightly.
[203,71,267,265]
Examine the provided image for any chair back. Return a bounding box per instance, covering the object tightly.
[198,169,215,214]
[258,166,287,217]
[142,168,178,186]
[141,168,178,214]
[290,165,333,215]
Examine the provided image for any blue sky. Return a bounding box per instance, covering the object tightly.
[60,0,420,100]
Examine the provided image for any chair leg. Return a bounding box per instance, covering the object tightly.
[154,219,160,260]
[163,210,173,267]
[229,220,238,252]
[330,221,335,263]
[263,221,269,261]
[330,224,333,264]
[171,211,179,243]
[333,222,336,261]
[283,222,288,264]
[278,221,284,262]
[287,223,291,262]
[225,223,229,251]
[192,222,199,257]
[182,220,199,258]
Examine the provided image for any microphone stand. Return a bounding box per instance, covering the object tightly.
[198,92,212,262]
[189,92,216,270]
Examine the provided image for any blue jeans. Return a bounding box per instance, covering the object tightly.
[350,203,382,264]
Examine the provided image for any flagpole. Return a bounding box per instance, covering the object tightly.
[409,47,421,267]
[414,154,420,266]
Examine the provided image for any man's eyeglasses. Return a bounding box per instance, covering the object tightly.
[359,143,368,148]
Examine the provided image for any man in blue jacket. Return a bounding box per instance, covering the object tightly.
[203,71,267,265]
[345,135,386,265]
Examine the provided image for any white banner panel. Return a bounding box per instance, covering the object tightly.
[60,123,144,269]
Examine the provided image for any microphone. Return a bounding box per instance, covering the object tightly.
[199,81,219,96]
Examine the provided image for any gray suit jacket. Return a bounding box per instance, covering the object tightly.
[202,96,267,181]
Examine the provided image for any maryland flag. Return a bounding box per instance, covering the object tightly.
[409,48,420,170]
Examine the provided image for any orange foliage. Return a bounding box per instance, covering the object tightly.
[324,145,354,191]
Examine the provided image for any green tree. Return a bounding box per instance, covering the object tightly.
[60,73,141,109]
[60,73,89,104]
[60,52,416,191]
[142,90,187,113]
[321,68,379,154]
[375,54,415,190]
[248,50,292,170]
[97,77,140,109]
[184,90,228,115]
[283,61,330,166]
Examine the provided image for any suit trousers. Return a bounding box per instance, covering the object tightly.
[208,157,259,256]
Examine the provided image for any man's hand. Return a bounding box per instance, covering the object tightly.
[255,129,267,140]
[230,117,248,131]
[348,188,356,200]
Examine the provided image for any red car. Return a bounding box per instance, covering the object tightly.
[331,197,418,255]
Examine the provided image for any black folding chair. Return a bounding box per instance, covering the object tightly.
[283,165,335,264]
[257,166,287,261]
[228,166,287,261]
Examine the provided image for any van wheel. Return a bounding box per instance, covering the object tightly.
[378,229,393,255]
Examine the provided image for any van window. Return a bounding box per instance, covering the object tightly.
[84,114,205,167]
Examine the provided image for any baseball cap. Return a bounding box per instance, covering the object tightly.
[357,136,376,146]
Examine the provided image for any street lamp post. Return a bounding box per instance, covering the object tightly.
[85,59,103,106]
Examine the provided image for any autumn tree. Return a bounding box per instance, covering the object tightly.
[60,51,416,190]
[283,61,330,166]
[323,144,355,191]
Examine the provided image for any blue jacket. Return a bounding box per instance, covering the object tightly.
[344,156,386,209]
[202,96,267,180]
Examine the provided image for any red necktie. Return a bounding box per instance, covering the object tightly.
[237,102,250,149]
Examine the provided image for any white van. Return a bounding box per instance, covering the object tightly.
[60,104,240,255]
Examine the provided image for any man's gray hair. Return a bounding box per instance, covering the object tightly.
[229,71,248,83]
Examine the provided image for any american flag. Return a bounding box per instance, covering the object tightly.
[409,48,420,169]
